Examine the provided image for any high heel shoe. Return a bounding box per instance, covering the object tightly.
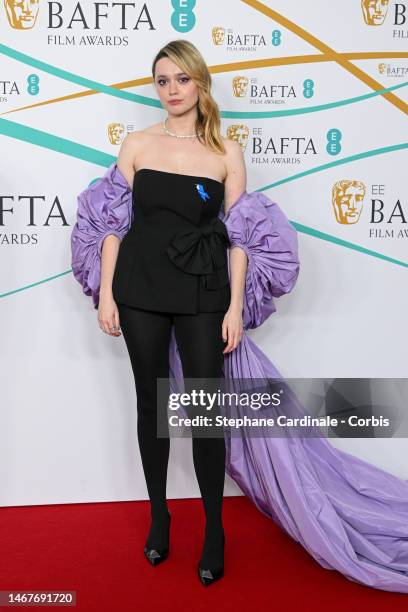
[197,529,225,586]
[197,563,224,586]
[143,512,171,566]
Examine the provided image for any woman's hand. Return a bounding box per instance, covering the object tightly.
[222,304,244,353]
[98,292,122,337]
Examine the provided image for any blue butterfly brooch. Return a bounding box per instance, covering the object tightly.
[195,183,210,202]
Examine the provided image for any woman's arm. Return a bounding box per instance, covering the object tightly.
[98,133,138,335]
[222,139,247,353]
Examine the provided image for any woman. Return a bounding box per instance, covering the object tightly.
[75,39,251,587]
[71,40,408,593]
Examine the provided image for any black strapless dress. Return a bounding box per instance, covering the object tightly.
[112,168,231,314]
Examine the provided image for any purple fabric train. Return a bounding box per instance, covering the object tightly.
[71,162,408,593]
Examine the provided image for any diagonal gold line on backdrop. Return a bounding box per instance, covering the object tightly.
[241,0,408,114]
[1,52,407,116]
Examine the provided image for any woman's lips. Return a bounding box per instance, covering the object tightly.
[168,100,182,105]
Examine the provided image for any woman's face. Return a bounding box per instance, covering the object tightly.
[153,57,199,116]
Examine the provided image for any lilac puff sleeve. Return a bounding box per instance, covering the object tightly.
[221,191,300,330]
[70,163,133,309]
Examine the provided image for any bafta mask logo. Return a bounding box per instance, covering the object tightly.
[108,123,125,145]
[226,125,249,152]
[378,63,387,73]
[232,76,249,98]
[212,26,225,45]
[361,0,389,26]
[332,180,365,224]
[4,0,40,29]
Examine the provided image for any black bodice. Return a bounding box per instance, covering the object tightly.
[112,168,231,314]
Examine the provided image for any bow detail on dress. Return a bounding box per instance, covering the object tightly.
[165,217,230,290]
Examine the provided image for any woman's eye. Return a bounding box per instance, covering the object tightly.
[157,77,190,86]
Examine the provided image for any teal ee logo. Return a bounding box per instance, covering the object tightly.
[171,0,196,32]
[27,74,39,96]
[271,30,281,46]
[303,79,314,99]
[326,128,342,156]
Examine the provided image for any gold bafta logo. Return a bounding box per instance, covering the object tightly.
[361,0,389,26]
[226,125,249,152]
[108,123,125,145]
[232,76,249,98]
[378,63,387,74]
[332,181,365,224]
[212,26,225,45]
[4,0,40,29]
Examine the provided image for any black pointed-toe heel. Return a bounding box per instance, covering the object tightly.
[143,512,171,567]
[197,563,224,586]
[144,545,169,566]
[197,530,225,586]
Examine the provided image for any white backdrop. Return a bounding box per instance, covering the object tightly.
[1,0,407,507]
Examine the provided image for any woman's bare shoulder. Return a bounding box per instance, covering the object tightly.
[118,126,161,171]
[116,130,152,186]
[126,124,160,143]
[137,122,163,136]
[123,123,162,145]
[221,135,241,153]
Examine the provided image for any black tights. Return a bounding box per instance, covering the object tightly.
[118,304,226,567]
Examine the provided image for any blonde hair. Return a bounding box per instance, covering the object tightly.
[152,39,226,155]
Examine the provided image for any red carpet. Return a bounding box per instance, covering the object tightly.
[0,496,406,611]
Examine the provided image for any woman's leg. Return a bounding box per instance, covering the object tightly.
[173,311,226,570]
[118,304,172,550]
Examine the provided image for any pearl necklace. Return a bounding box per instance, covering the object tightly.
[163,117,202,139]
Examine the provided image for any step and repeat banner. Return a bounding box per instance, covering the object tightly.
[1,1,407,506]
